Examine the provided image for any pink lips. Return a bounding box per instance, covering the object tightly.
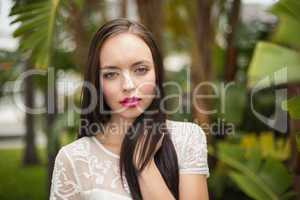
[120,96,141,107]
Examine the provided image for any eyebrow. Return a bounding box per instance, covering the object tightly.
[101,60,152,70]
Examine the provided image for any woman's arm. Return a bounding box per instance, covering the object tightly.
[137,160,209,200]
[177,122,210,199]
[138,159,176,200]
[179,174,209,200]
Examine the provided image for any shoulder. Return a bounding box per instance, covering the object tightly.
[166,119,204,132]
[166,119,206,146]
[51,139,84,199]
[56,136,92,161]
[166,119,209,176]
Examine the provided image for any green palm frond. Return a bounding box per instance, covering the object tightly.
[10,0,63,68]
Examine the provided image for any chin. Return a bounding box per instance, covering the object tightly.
[118,107,144,119]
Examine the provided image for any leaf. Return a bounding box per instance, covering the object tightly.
[229,171,270,200]
[280,191,297,200]
[272,15,300,50]
[258,158,293,195]
[218,141,293,200]
[218,145,278,199]
[282,96,300,119]
[10,7,50,24]
[270,0,300,23]
[9,1,48,16]
[13,15,49,37]
[245,148,262,172]
[10,0,63,69]
[247,42,300,89]
[18,28,48,52]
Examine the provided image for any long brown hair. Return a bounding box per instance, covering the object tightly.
[78,18,179,200]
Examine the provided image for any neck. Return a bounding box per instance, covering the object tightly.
[97,114,136,145]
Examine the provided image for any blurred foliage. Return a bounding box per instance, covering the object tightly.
[165,67,193,121]
[10,0,63,68]
[248,0,300,89]
[240,132,290,160]
[218,83,247,125]
[209,133,295,200]
[282,96,300,153]
[247,42,300,89]
[0,51,23,97]
[282,96,300,119]
[272,15,300,50]
[270,0,300,23]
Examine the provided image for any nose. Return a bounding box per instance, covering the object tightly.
[122,70,135,92]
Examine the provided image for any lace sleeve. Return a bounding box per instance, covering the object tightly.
[179,123,210,177]
[50,147,81,200]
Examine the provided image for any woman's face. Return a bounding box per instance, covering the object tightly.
[99,32,156,121]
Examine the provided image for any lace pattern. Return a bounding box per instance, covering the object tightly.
[50,147,81,200]
[50,120,209,199]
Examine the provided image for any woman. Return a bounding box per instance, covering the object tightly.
[50,18,209,200]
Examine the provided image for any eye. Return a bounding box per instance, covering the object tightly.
[103,72,119,80]
[135,66,149,75]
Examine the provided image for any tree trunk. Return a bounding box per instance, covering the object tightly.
[225,0,241,82]
[67,1,91,73]
[46,68,60,197]
[191,43,211,126]
[192,2,215,185]
[22,58,40,165]
[136,0,164,53]
[66,0,108,73]
[191,0,214,126]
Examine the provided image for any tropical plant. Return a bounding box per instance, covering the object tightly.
[247,0,300,196]
[209,134,295,200]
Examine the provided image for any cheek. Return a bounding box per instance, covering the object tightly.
[137,73,156,96]
[139,82,156,94]
[101,81,120,102]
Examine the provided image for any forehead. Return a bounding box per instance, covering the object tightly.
[99,32,154,68]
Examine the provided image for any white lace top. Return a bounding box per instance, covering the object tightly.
[50,119,210,200]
